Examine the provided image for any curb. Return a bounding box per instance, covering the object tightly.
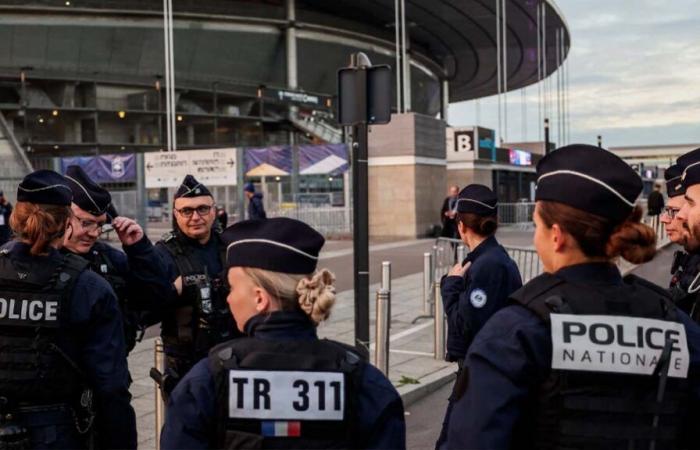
[397,365,456,407]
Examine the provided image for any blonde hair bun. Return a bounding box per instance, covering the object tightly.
[297,269,336,325]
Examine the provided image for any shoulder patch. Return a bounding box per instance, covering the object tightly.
[161,231,176,242]
[470,289,488,308]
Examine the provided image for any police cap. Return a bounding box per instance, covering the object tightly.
[664,164,684,198]
[455,184,497,216]
[678,148,700,189]
[535,144,642,222]
[222,218,324,274]
[65,165,112,216]
[17,170,72,206]
[175,175,212,199]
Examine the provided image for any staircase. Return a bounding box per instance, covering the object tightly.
[0,112,33,201]
[289,110,343,144]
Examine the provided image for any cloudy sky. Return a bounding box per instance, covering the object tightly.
[448,0,700,148]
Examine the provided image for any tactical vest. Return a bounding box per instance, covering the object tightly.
[209,337,363,450]
[87,245,139,353]
[0,250,88,408]
[510,273,690,450]
[158,231,236,375]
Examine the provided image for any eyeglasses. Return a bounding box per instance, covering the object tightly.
[175,205,213,218]
[663,207,680,219]
[76,218,106,233]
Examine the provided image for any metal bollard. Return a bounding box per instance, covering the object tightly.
[434,279,446,360]
[381,261,391,291]
[423,252,433,315]
[154,338,165,450]
[381,261,392,329]
[457,245,468,264]
[374,289,391,375]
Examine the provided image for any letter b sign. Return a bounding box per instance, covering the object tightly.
[454,132,474,153]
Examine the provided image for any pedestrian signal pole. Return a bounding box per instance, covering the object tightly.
[337,53,391,354]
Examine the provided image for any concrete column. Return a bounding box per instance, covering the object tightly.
[187,124,195,146]
[286,0,297,89]
[440,79,449,123]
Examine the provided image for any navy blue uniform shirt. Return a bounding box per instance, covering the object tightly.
[445,263,700,450]
[670,251,700,317]
[161,311,406,450]
[2,241,136,449]
[441,235,522,361]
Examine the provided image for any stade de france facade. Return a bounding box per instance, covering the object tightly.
[0,0,569,237]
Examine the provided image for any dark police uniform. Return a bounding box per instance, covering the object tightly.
[436,185,522,448]
[161,218,405,450]
[154,175,239,389]
[0,171,135,450]
[64,165,171,353]
[445,145,700,449]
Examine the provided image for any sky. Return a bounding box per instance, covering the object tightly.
[448,0,700,148]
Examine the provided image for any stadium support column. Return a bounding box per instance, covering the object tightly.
[440,79,449,123]
[286,0,300,200]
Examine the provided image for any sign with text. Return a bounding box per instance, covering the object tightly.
[144,149,237,188]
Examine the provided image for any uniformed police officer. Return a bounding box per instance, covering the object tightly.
[660,163,700,315]
[675,147,700,321]
[160,217,406,449]
[435,184,522,448]
[153,175,240,394]
[445,144,700,449]
[0,170,135,449]
[62,165,170,353]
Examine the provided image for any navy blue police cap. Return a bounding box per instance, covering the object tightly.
[535,144,642,222]
[65,165,112,216]
[175,175,212,199]
[678,148,700,190]
[664,164,684,198]
[222,218,325,274]
[456,184,497,216]
[17,170,73,206]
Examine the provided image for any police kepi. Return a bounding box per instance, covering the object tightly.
[160,218,405,449]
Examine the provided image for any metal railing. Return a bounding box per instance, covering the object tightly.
[374,261,391,376]
[267,206,351,235]
[497,202,535,224]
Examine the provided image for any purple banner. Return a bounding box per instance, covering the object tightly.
[244,144,348,176]
[61,154,136,183]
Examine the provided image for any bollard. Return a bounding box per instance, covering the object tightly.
[154,338,165,450]
[374,289,391,376]
[457,245,468,264]
[381,261,392,329]
[423,252,433,315]
[381,261,391,291]
[434,279,446,360]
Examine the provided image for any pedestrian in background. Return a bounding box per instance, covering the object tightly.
[244,182,267,220]
[440,185,459,239]
[0,190,12,245]
[647,181,665,232]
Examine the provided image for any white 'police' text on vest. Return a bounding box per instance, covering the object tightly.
[550,314,690,378]
[0,297,59,322]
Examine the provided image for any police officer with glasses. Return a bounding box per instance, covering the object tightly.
[0,170,135,449]
[444,144,700,450]
[62,165,170,354]
[660,163,700,316]
[153,175,240,396]
[160,217,406,449]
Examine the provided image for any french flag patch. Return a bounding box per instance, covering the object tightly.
[261,421,301,437]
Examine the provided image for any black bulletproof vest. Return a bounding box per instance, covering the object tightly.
[0,251,88,407]
[511,273,690,450]
[209,337,364,450]
[158,232,236,373]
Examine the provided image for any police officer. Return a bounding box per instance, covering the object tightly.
[153,175,240,393]
[0,170,135,449]
[435,184,522,448]
[62,165,170,353]
[160,217,406,449]
[661,163,700,314]
[445,144,700,449]
[675,147,700,321]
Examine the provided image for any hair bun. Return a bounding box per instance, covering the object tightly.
[297,269,336,325]
[605,206,657,264]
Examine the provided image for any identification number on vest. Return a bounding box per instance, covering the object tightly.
[228,370,345,420]
[550,314,689,378]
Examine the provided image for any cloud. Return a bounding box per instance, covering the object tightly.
[449,0,700,147]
